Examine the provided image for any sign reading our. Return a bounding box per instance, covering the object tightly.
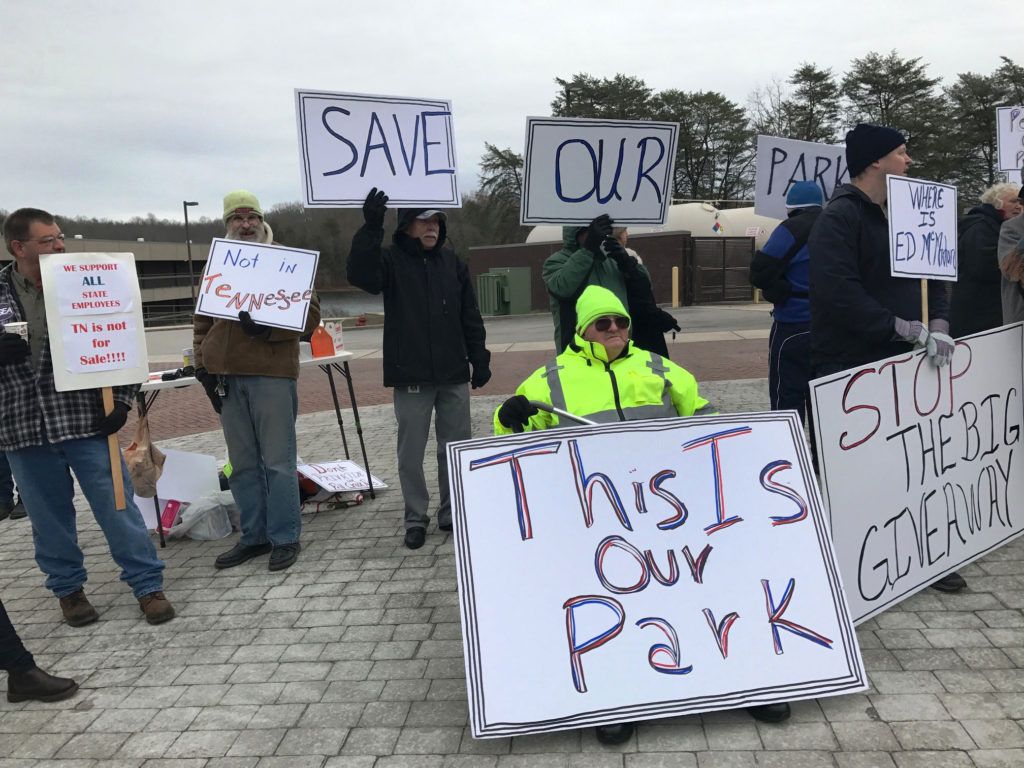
[754,135,848,220]
[997,106,1024,172]
[520,117,679,226]
[448,412,865,738]
[295,89,459,208]
[40,252,149,392]
[886,175,958,281]
[810,324,1024,623]
[195,239,319,332]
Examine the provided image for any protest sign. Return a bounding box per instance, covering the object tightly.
[195,238,319,332]
[810,324,1024,623]
[295,89,459,208]
[997,106,1024,172]
[754,135,848,220]
[886,175,958,281]
[40,252,148,392]
[521,117,679,226]
[297,460,386,492]
[449,412,865,738]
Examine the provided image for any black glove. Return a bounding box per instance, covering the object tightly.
[655,308,681,334]
[602,237,639,274]
[0,332,29,366]
[238,311,271,340]
[195,367,223,414]
[362,187,389,228]
[471,364,491,390]
[97,403,129,436]
[583,214,613,255]
[497,394,538,433]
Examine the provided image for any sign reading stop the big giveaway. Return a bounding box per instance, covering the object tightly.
[40,251,149,392]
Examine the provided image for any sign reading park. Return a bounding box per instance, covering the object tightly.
[448,412,865,738]
[195,239,319,332]
[521,116,679,226]
[295,89,460,208]
[810,324,1024,623]
[754,135,848,220]
[886,175,958,281]
[997,106,1024,172]
[40,251,149,392]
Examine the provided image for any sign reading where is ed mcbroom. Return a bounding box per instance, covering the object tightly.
[195,239,319,332]
[448,411,865,738]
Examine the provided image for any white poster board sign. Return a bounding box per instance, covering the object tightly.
[886,175,958,281]
[449,412,865,738]
[997,106,1024,172]
[521,117,679,226]
[297,460,387,492]
[754,135,848,220]
[135,449,221,531]
[195,238,319,332]
[39,252,149,392]
[810,324,1024,623]
[295,89,460,208]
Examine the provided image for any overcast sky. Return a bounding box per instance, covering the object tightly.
[1,0,1017,222]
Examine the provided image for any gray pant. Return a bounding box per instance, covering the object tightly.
[393,383,471,530]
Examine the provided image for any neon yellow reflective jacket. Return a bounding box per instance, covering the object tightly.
[493,336,712,435]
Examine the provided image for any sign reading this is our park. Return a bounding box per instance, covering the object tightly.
[886,175,958,281]
[754,135,848,220]
[520,116,679,226]
[448,412,865,738]
[40,251,149,392]
[295,89,460,208]
[195,239,319,332]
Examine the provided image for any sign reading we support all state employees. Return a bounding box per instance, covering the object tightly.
[448,412,866,738]
[810,324,1024,624]
[39,252,149,392]
[754,135,848,220]
[295,89,459,208]
[195,239,319,332]
[886,175,958,281]
[520,117,679,226]
[997,106,1024,172]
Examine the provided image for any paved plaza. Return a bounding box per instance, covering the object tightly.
[2,324,1024,767]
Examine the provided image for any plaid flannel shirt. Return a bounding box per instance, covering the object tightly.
[0,263,139,451]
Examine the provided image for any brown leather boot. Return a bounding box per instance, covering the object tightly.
[138,591,175,625]
[7,667,78,703]
[58,591,99,627]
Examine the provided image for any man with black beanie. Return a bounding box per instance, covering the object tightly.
[808,124,965,594]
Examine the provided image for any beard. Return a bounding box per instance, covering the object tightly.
[226,220,269,243]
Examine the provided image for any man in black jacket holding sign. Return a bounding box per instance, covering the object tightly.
[348,190,491,549]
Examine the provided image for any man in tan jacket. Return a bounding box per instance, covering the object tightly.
[193,190,321,572]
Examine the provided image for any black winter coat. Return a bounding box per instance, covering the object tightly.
[808,184,949,372]
[950,204,1004,337]
[347,221,489,388]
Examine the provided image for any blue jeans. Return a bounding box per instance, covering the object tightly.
[0,452,13,505]
[219,375,301,547]
[6,436,165,599]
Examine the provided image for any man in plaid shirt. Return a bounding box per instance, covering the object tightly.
[0,208,174,627]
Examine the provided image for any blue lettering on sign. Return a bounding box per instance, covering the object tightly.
[321,107,358,177]
[421,111,455,176]
[555,136,666,205]
[319,107,455,178]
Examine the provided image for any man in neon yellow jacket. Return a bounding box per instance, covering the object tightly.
[495,286,712,434]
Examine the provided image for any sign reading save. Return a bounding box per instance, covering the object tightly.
[195,238,320,332]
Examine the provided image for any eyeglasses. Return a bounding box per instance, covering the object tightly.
[17,234,65,246]
[593,315,630,332]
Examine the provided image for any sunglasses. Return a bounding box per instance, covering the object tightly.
[593,315,630,332]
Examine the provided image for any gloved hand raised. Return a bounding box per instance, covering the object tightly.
[497,394,538,433]
[238,311,271,340]
[602,237,639,274]
[96,403,129,436]
[0,332,29,366]
[362,188,389,228]
[928,319,954,368]
[194,368,223,414]
[583,214,613,255]
[471,364,491,389]
[893,317,929,348]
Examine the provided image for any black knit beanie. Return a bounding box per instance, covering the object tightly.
[845,123,906,178]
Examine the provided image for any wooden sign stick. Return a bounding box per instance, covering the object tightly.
[921,278,929,325]
[102,387,127,510]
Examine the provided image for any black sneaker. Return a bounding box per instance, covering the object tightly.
[269,543,301,572]
[215,542,272,569]
[748,702,791,723]
[595,722,635,745]
[0,500,11,521]
[404,527,426,549]
[438,520,453,532]
[931,572,967,593]
[9,498,26,520]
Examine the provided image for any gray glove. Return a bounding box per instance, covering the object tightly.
[927,319,954,368]
[893,317,929,348]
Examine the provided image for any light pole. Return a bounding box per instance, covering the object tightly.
[183,200,199,305]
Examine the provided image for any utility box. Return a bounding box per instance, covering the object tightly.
[486,267,532,315]
[476,272,509,316]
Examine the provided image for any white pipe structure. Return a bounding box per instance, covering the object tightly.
[527,400,597,426]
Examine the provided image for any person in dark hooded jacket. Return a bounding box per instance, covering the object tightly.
[950,182,1021,336]
[347,189,491,549]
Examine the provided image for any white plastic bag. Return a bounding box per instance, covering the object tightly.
[167,492,234,540]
